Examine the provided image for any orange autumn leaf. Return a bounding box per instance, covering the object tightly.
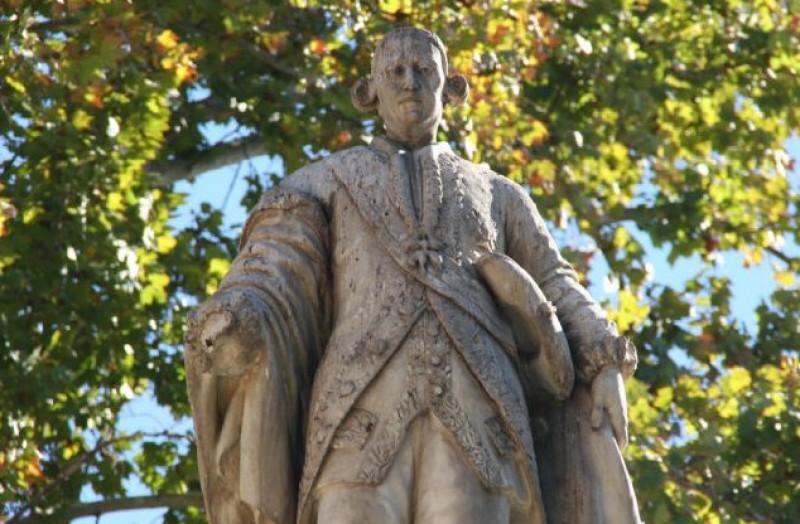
[309,38,328,55]
[85,86,104,108]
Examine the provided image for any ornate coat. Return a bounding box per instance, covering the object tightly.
[185,136,640,524]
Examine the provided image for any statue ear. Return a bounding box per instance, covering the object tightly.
[444,74,469,106]
[351,78,378,113]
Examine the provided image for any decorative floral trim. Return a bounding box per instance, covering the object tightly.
[357,389,423,484]
[434,392,502,488]
[331,408,378,451]
[419,147,443,235]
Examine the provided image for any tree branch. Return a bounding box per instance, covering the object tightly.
[155,134,269,184]
[26,17,82,34]
[8,431,192,524]
[766,245,800,268]
[63,493,204,521]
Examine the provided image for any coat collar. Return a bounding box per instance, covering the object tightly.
[368,136,447,244]
[368,135,453,159]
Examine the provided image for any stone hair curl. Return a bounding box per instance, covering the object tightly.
[350,78,378,113]
[444,74,469,106]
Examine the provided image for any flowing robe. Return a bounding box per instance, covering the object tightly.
[185,137,640,524]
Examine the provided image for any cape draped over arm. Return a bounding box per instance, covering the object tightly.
[185,188,331,524]
[501,180,641,524]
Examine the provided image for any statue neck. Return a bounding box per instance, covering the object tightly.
[381,133,435,152]
[384,128,437,151]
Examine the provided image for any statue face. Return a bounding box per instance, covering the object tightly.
[373,34,445,147]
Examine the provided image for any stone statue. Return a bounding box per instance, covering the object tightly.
[184,27,641,524]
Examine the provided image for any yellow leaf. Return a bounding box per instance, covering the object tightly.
[119,172,134,191]
[23,206,43,224]
[206,257,231,294]
[208,257,230,278]
[72,109,93,130]
[48,329,62,350]
[600,108,618,124]
[522,120,549,147]
[107,192,124,212]
[149,273,170,288]
[160,57,176,71]
[763,391,787,417]
[378,0,411,14]
[611,288,650,332]
[5,76,26,94]
[62,443,81,460]
[156,29,179,52]
[653,386,673,410]
[721,367,752,395]
[175,60,197,84]
[696,96,720,127]
[718,398,739,418]
[773,270,795,287]
[156,234,177,254]
[492,135,503,150]
[741,245,763,267]
[530,159,556,179]
[142,273,170,305]
[613,227,631,249]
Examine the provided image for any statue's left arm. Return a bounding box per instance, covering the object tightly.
[500,180,637,447]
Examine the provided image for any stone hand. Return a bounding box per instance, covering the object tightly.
[590,366,629,450]
[186,290,267,375]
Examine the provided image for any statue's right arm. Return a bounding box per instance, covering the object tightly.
[184,164,336,376]
[183,165,334,524]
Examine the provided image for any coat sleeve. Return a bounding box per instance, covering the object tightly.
[501,180,641,524]
[501,180,636,384]
[184,187,331,524]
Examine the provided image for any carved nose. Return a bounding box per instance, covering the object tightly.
[402,67,419,90]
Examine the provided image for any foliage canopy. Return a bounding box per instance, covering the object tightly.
[1,0,799,521]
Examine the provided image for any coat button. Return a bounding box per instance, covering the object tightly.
[432,386,443,396]
[431,355,442,366]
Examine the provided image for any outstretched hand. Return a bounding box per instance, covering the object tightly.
[185,291,267,375]
[590,366,629,450]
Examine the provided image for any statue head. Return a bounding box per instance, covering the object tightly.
[352,27,469,148]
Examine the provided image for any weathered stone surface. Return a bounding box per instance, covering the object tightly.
[185,26,641,524]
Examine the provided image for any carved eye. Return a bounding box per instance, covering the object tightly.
[392,65,404,78]
[418,65,431,75]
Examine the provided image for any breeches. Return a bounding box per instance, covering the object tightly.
[312,413,517,524]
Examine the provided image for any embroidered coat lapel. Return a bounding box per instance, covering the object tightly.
[325,141,516,355]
